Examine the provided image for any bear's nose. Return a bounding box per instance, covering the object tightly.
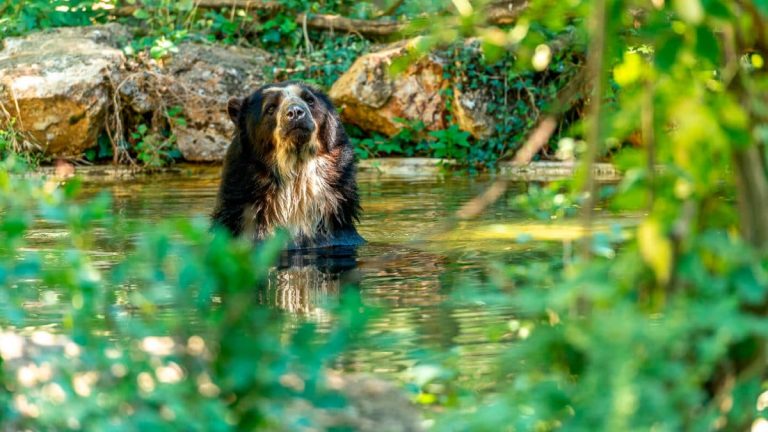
[285,105,306,121]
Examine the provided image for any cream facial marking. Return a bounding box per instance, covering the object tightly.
[266,85,321,179]
[262,85,302,97]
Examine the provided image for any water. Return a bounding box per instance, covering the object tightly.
[26,165,625,394]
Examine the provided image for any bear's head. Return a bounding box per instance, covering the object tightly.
[227,81,341,178]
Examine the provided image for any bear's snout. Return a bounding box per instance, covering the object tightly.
[278,99,316,148]
[285,104,306,121]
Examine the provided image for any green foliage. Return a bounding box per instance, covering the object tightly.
[260,14,300,49]
[122,0,194,58]
[444,39,584,166]
[276,34,371,89]
[128,107,184,168]
[513,182,580,221]
[199,9,258,45]
[429,125,471,160]
[350,119,477,163]
[0,0,108,39]
[0,158,372,429]
[349,119,427,159]
[422,0,768,430]
[0,119,43,166]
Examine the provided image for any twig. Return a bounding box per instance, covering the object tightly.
[522,82,539,120]
[107,74,136,167]
[9,86,23,130]
[643,78,655,209]
[302,13,314,54]
[0,83,43,154]
[374,0,405,18]
[511,116,558,165]
[502,66,588,162]
[502,69,508,158]
[455,110,561,219]
[183,0,203,31]
[579,0,608,260]
[455,180,508,220]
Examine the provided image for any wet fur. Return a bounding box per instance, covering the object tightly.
[212,81,363,248]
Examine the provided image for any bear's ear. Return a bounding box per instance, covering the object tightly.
[227,97,244,123]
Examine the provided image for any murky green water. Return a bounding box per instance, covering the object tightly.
[25,165,628,394]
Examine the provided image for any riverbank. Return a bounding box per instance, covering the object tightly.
[31,159,622,183]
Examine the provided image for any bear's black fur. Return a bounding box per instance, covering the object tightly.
[212,81,363,249]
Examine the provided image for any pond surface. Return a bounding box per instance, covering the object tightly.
[26,165,629,395]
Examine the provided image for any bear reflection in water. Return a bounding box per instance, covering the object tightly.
[259,246,361,315]
[258,245,449,318]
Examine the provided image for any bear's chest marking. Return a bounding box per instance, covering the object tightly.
[251,156,341,239]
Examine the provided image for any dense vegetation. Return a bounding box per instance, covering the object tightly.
[0,159,377,429]
[1,0,768,431]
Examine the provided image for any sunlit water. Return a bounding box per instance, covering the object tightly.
[23,165,630,395]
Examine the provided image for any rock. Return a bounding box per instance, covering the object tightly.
[329,38,496,139]
[329,39,448,137]
[0,24,129,157]
[119,43,271,162]
[280,372,423,432]
[326,373,423,432]
[452,86,496,138]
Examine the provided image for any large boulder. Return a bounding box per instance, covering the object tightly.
[329,40,448,137]
[0,24,128,157]
[119,43,271,162]
[329,39,496,139]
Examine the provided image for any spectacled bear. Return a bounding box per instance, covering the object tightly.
[212,81,364,249]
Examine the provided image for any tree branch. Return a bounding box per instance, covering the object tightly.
[374,0,406,18]
[508,66,588,164]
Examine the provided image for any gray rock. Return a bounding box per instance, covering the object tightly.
[0,24,128,157]
[279,372,423,432]
[119,43,272,162]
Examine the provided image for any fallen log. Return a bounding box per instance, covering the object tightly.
[297,14,407,37]
[112,0,280,17]
[114,0,530,37]
[296,1,530,37]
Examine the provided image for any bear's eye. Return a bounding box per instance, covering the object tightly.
[265,105,277,115]
[303,95,315,106]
